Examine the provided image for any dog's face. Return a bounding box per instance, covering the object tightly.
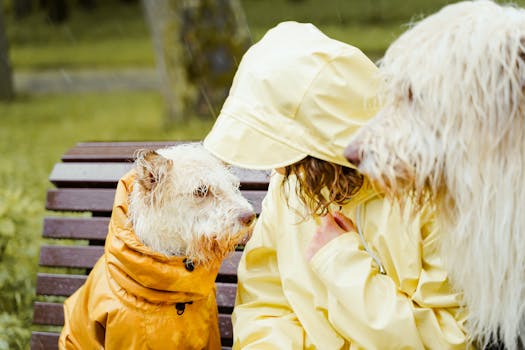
[345,1,525,202]
[129,144,255,265]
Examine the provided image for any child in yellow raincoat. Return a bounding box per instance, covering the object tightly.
[204,22,469,349]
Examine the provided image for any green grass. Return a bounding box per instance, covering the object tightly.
[5,1,155,70]
[242,0,450,27]
[6,0,406,69]
[250,22,406,62]
[244,0,525,61]
[243,0,525,28]
[0,92,213,186]
[2,0,450,70]
[6,0,525,70]
[11,38,155,70]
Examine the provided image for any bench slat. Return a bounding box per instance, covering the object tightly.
[33,302,233,339]
[36,273,237,308]
[49,163,132,188]
[43,217,109,240]
[49,163,270,190]
[39,246,241,276]
[36,274,86,296]
[45,189,114,212]
[46,189,266,213]
[33,302,64,326]
[30,332,59,350]
[61,141,183,162]
[30,332,233,350]
[39,246,102,269]
[43,217,251,246]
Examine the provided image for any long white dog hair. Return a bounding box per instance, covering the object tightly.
[346,1,525,349]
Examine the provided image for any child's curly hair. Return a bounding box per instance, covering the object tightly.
[281,156,363,217]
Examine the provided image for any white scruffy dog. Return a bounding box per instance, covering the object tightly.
[345,1,525,349]
[131,143,255,263]
[59,143,255,349]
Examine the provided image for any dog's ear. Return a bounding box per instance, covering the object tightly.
[134,149,173,192]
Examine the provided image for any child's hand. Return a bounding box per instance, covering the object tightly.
[305,211,356,261]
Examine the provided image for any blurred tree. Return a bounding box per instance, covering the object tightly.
[181,0,251,117]
[143,0,251,123]
[41,0,69,23]
[78,0,97,10]
[142,0,189,124]
[364,0,387,24]
[13,0,33,19]
[0,0,14,101]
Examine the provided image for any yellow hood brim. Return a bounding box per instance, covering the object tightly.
[204,21,380,169]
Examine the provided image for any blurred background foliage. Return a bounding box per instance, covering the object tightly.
[1,0,524,348]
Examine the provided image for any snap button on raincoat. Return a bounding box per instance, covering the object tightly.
[58,171,222,350]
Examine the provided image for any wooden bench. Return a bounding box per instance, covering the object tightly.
[31,141,271,350]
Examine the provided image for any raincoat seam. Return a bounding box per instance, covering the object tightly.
[141,312,150,350]
[291,47,350,120]
[221,110,308,157]
[104,256,145,312]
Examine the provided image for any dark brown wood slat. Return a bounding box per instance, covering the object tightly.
[45,188,115,212]
[218,251,241,278]
[36,273,237,308]
[33,302,233,339]
[215,282,237,309]
[219,313,233,343]
[43,217,109,240]
[48,163,131,188]
[39,246,241,276]
[36,274,85,296]
[33,302,64,325]
[30,332,232,350]
[30,332,59,350]
[50,162,270,190]
[231,168,271,190]
[61,141,185,162]
[39,246,102,269]
[43,217,253,243]
[46,188,266,213]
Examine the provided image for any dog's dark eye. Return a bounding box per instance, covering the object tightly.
[193,185,209,198]
[408,86,413,102]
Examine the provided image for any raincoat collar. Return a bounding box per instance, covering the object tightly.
[104,171,220,304]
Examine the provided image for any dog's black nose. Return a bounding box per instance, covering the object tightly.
[239,211,256,226]
[344,143,362,167]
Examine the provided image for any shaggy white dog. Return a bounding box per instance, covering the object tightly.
[59,144,256,349]
[345,1,525,349]
[131,144,255,264]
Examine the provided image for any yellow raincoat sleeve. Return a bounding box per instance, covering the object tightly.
[309,204,468,350]
[232,178,305,349]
